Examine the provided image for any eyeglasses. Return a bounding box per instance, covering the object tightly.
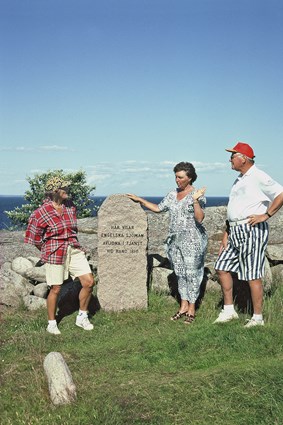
[230,153,243,160]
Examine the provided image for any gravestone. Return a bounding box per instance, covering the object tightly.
[97,194,148,311]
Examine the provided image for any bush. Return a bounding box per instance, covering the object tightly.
[5,169,96,228]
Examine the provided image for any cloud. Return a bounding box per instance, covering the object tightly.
[0,145,74,152]
[0,159,232,195]
[86,160,230,195]
[39,145,74,151]
[0,146,33,152]
[120,180,139,187]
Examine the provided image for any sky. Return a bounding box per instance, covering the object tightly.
[0,0,282,197]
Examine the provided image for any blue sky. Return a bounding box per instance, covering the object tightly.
[0,0,282,196]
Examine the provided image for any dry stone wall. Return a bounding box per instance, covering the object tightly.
[1,207,282,312]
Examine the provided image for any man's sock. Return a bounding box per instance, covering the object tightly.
[252,314,263,322]
[223,304,235,313]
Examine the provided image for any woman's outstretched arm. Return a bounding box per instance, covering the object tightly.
[126,194,160,213]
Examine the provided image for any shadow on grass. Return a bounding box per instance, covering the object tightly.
[215,272,253,314]
[150,256,254,315]
[167,271,208,312]
[55,278,100,324]
[147,253,218,314]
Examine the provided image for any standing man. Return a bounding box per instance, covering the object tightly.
[214,142,283,327]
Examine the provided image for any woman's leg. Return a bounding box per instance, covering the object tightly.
[179,299,189,313]
[187,302,195,317]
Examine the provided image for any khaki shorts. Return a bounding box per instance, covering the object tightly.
[45,246,92,286]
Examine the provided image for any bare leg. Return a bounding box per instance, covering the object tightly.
[248,279,263,314]
[180,299,189,313]
[216,270,234,304]
[47,285,61,320]
[78,273,95,311]
[187,302,195,316]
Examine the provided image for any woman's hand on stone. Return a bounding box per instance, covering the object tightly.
[126,193,140,203]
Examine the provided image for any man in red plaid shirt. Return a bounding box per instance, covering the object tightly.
[25,175,95,335]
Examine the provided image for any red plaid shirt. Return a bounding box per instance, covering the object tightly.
[24,199,83,265]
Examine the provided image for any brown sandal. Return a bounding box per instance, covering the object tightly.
[184,314,195,324]
[171,311,188,321]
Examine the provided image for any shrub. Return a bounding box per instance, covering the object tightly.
[5,169,96,228]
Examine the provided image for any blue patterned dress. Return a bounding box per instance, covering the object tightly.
[158,190,208,303]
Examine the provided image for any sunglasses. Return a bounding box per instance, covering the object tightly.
[230,153,243,159]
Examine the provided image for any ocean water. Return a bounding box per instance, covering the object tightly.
[0,195,228,229]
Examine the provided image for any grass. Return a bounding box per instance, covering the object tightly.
[1,282,283,425]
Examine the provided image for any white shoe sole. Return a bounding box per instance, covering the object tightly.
[213,315,239,324]
[75,322,94,331]
[46,328,61,335]
[244,321,264,328]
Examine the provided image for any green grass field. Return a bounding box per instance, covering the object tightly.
[1,282,283,425]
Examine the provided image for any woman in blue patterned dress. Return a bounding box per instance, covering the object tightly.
[127,162,207,324]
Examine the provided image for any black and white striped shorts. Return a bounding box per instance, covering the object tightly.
[215,222,269,281]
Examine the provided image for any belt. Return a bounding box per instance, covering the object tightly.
[229,218,250,227]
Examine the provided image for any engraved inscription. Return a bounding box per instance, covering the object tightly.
[100,223,144,254]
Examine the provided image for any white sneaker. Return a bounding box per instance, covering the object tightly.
[244,318,264,328]
[213,309,239,323]
[76,315,94,331]
[46,323,61,335]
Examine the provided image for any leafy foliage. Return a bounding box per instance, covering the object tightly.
[5,169,96,228]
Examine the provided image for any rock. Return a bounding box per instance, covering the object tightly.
[78,233,97,271]
[263,257,273,292]
[271,264,283,282]
[204,263,218,280]
[266,244,283,262]
[267,212,283,244]
[147,211,169,257]
[77,217,97,234]
[1,207,282,312]
[151,267,173,294]
[148,254,170,268]
[0,262,33,308]
[25,264,47,283]
[43,352,77,405]
[205,278,222,292]
[11,257,33,276]
[33,282,48,298]
[203,206,227,239]
[97,194,148,311]
[27,256,41,266]
[23,295,47,310]
[0,230,39,267]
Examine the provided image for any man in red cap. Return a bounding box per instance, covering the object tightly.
[214,142,283,327]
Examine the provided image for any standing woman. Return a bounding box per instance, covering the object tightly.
[25,176,95,335]
[127,162,207,324]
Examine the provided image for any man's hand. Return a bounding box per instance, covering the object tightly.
[218,231,228,255]
[248,214,269,226]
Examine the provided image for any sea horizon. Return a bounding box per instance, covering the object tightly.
[0,195,229,229]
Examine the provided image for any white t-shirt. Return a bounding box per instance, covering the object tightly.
[227,165,283,221]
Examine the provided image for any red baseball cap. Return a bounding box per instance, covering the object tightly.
[225,142,255,159]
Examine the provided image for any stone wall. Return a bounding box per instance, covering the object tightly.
[1,207,282,312]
